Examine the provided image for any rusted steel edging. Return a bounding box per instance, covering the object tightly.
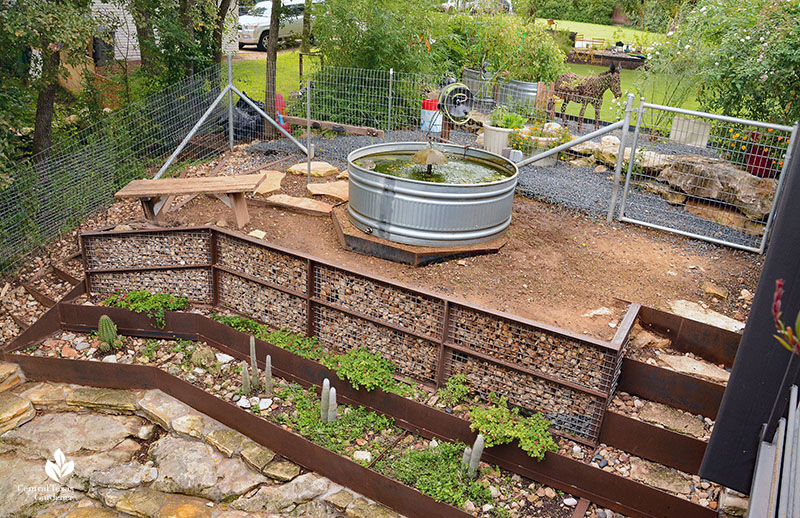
[6,354,470,518]
[599,411,707,474]
[7,303,717,518]
[618,359,726,420]
[636,305,740,368]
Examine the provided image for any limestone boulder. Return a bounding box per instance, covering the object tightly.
[231,472,329,512]
[0,392,35,434]
[149,435,266,501]
[658,155,777,219]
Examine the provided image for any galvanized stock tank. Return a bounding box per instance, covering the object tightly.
[347,142,518,247]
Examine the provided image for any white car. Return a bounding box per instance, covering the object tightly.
[238,0,307,51]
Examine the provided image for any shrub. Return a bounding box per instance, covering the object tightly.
[438,374,470,407]
[322,347,397,392]
[103,290,188,328]
[490,106,527,129]
[469,394,558,460]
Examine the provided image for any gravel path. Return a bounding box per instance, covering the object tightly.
[246,129,765,251]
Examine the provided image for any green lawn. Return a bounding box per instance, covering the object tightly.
[558,63,699,121]
[230,50,317,105]
[535,19,664,46]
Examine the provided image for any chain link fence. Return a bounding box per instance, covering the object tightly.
[0,63,230,275]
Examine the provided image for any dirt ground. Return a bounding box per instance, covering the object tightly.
[155,171,762,341]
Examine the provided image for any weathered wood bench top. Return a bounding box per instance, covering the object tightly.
[115,173,267,229]
[115,173,267,199]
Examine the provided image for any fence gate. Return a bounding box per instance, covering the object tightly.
[617,102,797,253]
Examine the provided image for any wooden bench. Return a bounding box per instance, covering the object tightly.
[115,174,267,229]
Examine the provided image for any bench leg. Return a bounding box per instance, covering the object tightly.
[229,192,250,229]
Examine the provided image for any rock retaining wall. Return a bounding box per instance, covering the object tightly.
[80,227,631,442]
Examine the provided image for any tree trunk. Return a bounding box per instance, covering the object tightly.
[179,0,195,75]
[264,0,281,139]
[301,0,311,52]
[129,1,158,70]
[32,48,61,160]
[214,0,234,63]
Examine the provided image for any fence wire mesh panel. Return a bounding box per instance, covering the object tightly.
[79,226,630,444]
[0,63,231,276]
[618,104,796,252]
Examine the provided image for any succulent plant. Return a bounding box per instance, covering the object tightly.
[327,387,338,423]
[249,336,259,388]
[462,446,472,470]
[264,354,273,395]
[241,361,251,396]
[467,434,484,479]
[321,378,330,423]
[98,315,122,351]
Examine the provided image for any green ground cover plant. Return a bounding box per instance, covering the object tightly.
[469,394,558,460]
[103,290,188,328]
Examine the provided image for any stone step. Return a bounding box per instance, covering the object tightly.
[264,194,334,216]
[254,170,285,195]
[287,161,339,177]
[307,180,349,202]
[0,392,35,434]
[658,354,730,384]
[0,362,25,393]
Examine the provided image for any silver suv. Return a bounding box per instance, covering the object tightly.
[238,0,308,51]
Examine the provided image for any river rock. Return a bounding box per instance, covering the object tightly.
[658,155,777,219]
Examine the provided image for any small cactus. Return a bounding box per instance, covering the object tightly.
[467,434,484,479]
[98,315,121,351]
[462,446,472,470]
[320,378,330,423]
[249,336,259,388]
[241,361,251,396]
[264,354,273,395]
[327,387,338,423]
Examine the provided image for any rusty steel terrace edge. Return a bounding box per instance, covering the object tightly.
[3,286,726,518]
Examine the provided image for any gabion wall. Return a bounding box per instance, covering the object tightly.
[80,228,630,443]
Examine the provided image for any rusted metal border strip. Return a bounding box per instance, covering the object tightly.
[636,305,741,368]
[600,411,707,474]
[7,353,471,518]
[618,359,726,419]
[5,303,717,518]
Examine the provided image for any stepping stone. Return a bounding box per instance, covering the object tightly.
[307,180,349,202]
[287,161,338,177]
[265,194,333,216]
[67,387,138,413]
[254,170,285,195]
[0,362,24,393]
[16,382,71,409]
[204,428,247,457]
[240,439,275,472]
[667,300,745,333]
[115,488,167,518]
[346,498,400,518]
[659,354,730,384]
[325,489,355,511]
[263,460,301,481]
[630,458,690,494]
[0,392,35,434]
[638,401,706,438]
[248,229,267,240]
[137,389,192,429]
[171,414,205,438]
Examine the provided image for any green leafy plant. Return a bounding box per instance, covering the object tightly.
[438,374,470,407]
[267,329,326,361]
[489,106,527,129]
[468,394,558,460]
[142,339,161,361]
[211,313,264,336]
[380,440,492,508]
[275,384,395,460]
[103,290,188,328]
[322,348,396,392]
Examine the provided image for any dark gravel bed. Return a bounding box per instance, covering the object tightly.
[244,129,765,253]
[516,161,762,251]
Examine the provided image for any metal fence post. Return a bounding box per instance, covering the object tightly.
[387,68,394,132]
[617,98,646,219]
[607,93,635,223]
[760,121,799,253]
[307,80,312,185]
[227,54,234,151]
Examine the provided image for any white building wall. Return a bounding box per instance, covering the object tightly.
[91,0,239,62]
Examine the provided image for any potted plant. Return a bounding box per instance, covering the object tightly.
[508,123,572,166]
[484,106,527,154]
